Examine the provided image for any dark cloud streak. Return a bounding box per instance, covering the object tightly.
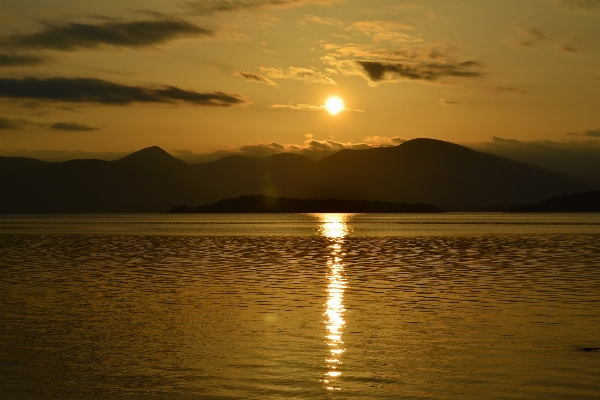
[186,0,337,14]
[0,116,29,130]
[50,122,99,131]
[357,60,483,82]
[0,77,249,106]
[2,19,212,51]
[556,0,600,12]
[234,70,277,86]
[0,53,46,67]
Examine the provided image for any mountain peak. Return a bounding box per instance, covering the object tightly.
[400,138,474,152]
[118,146,188,168]
[120,146,185,162]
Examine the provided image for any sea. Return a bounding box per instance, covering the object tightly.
[1,213,599,399]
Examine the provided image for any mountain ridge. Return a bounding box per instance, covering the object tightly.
[1,138,593,212]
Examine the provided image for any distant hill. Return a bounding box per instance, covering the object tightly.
[290,139,589,207]
[581,168,600,189]
[169,195,442,213]
[0,139,593,212]
[510,191,600,212]
[0,156,204,213]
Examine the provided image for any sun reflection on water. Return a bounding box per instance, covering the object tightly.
[314,213,352,392]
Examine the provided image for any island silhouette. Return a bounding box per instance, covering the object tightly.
[169,194,442,213]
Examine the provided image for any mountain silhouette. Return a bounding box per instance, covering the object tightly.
[118,146,188,172]
[0,138,593,212]
[289,138,589,206]
[510,191,600,212]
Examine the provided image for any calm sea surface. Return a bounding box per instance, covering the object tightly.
[1,214,599,399]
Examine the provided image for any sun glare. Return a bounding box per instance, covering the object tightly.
[325,96,344,116]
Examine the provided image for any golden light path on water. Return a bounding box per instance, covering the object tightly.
[315,213,351,392]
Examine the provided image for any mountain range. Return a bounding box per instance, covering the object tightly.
[1,138,596,213]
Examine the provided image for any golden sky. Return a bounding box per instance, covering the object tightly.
[1,0,599,162]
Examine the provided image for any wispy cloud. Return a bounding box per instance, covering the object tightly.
[516,26,553,48]
[0,77,249,106]
[439,98,457,106]
[555,0,600,12]
[261,66,337,84]
[0,53,47,67]
[303,15,342,26]
[269,103,363,112]
[1,18,212,51]
[567,128,600,137]
[348,20,418,42]
[494,86,528,94]
[174,133,403,162]
[270,103,324,111]
[514,24,582,53]
[363,136,406,146]
[185,0,340,14]
[393,3,448,21]
[234,70,277,86]
[49,122,99,131]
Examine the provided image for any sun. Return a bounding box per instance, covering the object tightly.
[325,96,344,116]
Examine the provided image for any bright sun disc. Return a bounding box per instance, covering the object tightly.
[325,97,344,115]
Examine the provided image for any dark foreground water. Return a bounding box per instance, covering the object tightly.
[1,214,599,399]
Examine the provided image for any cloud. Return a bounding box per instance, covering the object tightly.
[0,116,100,131]
[185,0,339,14]
[0,148,128,162]
[0,116,31,130]
[517,26,553,48]
[2,18,212,51]
[494,86,528,94]
[303,15,342,26]
[234,70,277,86]
[555,0,600,12]
[514,25,581,53]
[49,122,99,131]
[439,98,457,106]
[174,134,404,162]
[269,103,364,112]
[348,20,418,42]
[261,66,337,84]
[363,136,406,146]
[0,53,47,67]
[357,60,483,82]
[584,129,600,137]
[393,3,448,21]
[466,136,600,174]
[321,42,485,85]
[270,103,324,111]
[0,77,249,106]
[568,128,600,137]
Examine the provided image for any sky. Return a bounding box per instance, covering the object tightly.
[1,0,599,170]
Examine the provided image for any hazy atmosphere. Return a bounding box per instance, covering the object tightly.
[1,0,600,172]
